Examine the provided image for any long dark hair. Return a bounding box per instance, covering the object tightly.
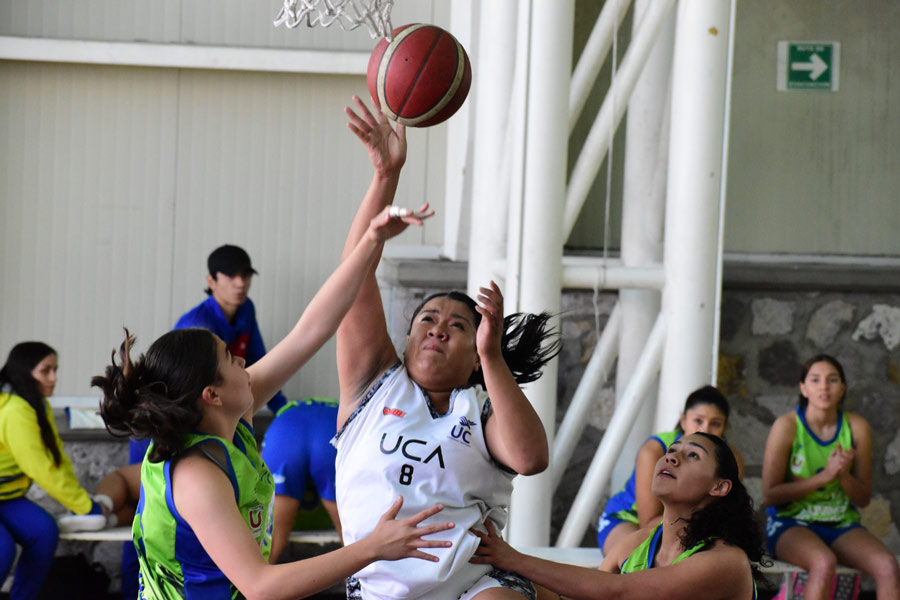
[0,342,62,466]
[93,328,222,462]
[798,354,846,409]
[680,432,768,582]
[409,291,561,388]
[674,385,731,433]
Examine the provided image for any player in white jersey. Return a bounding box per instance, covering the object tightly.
[337,96,561,600]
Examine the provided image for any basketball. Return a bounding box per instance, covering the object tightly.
[367,23,472,128]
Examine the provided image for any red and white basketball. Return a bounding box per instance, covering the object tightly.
[367,23,472,128]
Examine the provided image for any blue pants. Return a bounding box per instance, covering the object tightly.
[0,496,59,600]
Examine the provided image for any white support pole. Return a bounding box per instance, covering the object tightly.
[550,303,621,490]
[443,0,477,261]
[556,313,666,547]
[656,0,733,431]
[563,0,676,239]
[568,0,633,131]
[506,0,574,548]
[612,0,675,492]
[492,257,665,292]
[465,0,518,277]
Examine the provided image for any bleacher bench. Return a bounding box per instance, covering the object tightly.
[60,526,341,545]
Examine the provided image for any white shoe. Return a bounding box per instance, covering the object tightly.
[58,513,108,533]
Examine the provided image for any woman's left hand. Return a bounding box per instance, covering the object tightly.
[367,203,435,244]
[475,281,504,361]
[469,519,519,572]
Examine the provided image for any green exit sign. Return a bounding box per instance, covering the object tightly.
[777,41,840,91]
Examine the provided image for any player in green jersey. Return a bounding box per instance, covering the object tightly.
[93,201,457,600]
[472,433,766,600]
[762,354,900,600]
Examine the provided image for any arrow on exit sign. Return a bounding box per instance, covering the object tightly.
[777,41,840,91]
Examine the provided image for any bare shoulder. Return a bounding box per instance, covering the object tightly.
[769,411,798,436]
[845,411,871,432]
[638,436,666,460]
[608,526,656,566]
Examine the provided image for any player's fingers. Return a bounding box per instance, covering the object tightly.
[381,495,404,521]
[483,519,499,537]
[345,106,369,131]
[406,503,445,525]
[416,521,455,537]
[414,537,453,548]
[353,95,379,127]
[397,122,407,142]
[409,550,440,562]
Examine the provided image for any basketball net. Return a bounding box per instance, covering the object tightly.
[274,0,395,40]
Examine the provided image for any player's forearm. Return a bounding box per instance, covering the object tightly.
[482,354,548,475]
[341,172,400,262]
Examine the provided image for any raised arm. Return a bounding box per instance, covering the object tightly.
[244,202,431,418]
[336,97,411,411]
[479,282,549,475]
[172,453,454,600]
[472,521,752,600]
[634,440,666,529]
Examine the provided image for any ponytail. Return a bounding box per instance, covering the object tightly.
[93,328,221,462]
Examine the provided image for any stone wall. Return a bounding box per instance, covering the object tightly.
[552,288,900,554]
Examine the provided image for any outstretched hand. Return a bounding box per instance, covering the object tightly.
[474,281,505,361]
[367,495,454,562]
[346,95,407,177]
[367,203,435,244]
[470,519,519,572]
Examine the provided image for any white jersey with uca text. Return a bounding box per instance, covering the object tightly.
[333,364,515,599]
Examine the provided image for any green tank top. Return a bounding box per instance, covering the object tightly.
[621,524,757,599]
[773,407,858,525]
[134,420,274,599]
[620,523,709,573]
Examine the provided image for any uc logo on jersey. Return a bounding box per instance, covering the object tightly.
[450,416,477,446]
[790,452,805,474]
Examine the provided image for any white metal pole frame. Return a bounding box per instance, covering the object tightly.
[506,0,574,548]
[556,313,666,547]
[443,0,478,261]
[563,0,677,239]
[656,0,733,431]
[612,0,675,492]
[568,0,632,131]
[466,0,518,292]
[550,303,621,490]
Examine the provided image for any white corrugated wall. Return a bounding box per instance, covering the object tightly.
[0,56,447,399]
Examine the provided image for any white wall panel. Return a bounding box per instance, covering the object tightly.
[1,61,447,400]
[0,0,182,42]
[726,0,900,254]
[0,61,179,396]
[169,69,444,398]
[0,0,448,52]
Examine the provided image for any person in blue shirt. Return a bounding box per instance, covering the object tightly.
[174,243,287,413]
[131,244,286,465]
